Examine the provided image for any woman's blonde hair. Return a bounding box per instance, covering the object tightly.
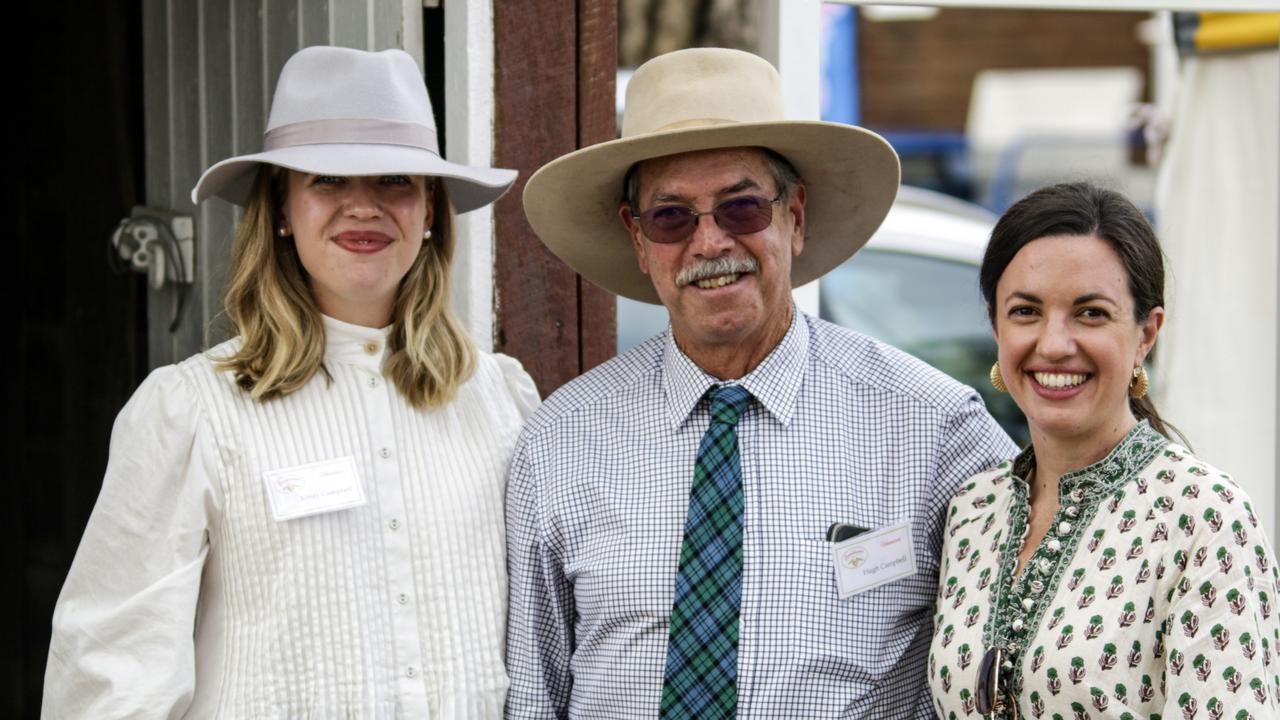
[216,165,476,408]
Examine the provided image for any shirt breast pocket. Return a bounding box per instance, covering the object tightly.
[786,539,933,673]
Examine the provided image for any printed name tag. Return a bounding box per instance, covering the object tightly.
[262,456,367,521]
[831,520,918,599]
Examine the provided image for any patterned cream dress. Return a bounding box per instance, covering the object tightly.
[928,422,1280,720]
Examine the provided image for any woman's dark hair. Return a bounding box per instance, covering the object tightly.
[979,181,1185,444]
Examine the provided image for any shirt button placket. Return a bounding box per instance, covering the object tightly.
[362,366,428,716]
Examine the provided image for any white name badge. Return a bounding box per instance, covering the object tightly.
[262,456,368,521]
[831,520,918,599]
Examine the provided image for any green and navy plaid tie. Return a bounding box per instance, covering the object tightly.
[659,384,753,720]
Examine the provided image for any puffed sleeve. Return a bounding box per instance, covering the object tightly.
[494,352,542,420]
[43,364,221,719]
[1161,473,1280,719]
[504,435,574,720]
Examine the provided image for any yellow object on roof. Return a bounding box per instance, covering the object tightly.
[1193,12,1280,52]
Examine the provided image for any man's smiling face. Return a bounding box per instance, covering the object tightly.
[620,147,806,363]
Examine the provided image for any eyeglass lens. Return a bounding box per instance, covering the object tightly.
[635,195,776,244]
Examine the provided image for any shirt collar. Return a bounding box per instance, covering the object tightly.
[661,308,809,431]
[322,314,392,370]
[1009,420,1167,502]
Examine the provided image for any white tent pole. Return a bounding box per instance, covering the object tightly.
[758,0,823,317]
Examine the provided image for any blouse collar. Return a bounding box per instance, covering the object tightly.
[322,314,391,370]
[1010,420,1168,503]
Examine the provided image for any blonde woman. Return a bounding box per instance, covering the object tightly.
[43,47,537,718]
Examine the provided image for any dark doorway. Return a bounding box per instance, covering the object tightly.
[11,2,147,716]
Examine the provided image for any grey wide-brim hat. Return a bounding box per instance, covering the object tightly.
[192,46,516,214]
[522,47,900,304]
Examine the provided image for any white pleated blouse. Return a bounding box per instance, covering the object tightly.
[43,316,540,719]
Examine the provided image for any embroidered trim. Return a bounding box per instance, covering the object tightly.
[982,421,1169,712]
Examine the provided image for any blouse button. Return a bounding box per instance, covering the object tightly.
[379,447,391,459]
[1058,521,1073,535]
[388,518,401,531]
[363,341,379,355]
[398,593,409,605]
[406,667,417,678]
[368,376,379,388]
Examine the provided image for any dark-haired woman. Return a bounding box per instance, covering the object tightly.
[928,182,1279,719]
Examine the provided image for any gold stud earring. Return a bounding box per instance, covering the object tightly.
[989,362,1008,393]
[278,227,289,237]
[1129,366,1149,399]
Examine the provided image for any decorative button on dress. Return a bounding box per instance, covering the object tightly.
[928,422,1280,720]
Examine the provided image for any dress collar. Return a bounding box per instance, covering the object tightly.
[661,308,809,431]
[322,314,391,370]
[1010,420,1168,502]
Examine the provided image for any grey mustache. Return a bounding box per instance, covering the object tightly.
[676,256,760,287]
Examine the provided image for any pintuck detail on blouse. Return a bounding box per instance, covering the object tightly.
[929,421,1280,720]
[44,316,540,720]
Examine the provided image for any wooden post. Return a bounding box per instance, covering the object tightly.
[493,0,617,398]
[576,0,620,374]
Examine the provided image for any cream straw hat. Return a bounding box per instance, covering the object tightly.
[522,47,900,304]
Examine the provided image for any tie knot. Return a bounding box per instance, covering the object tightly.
[707,384,752,426]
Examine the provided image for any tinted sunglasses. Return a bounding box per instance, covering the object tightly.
[976,647,1018,719]
[631,193,783,244]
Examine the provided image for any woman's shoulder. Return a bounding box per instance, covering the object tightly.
[472,350,541,419]
[119,340,254,424]
[125,362,198,408]
[1143,441,1230,483]
[1139,443,1267,539]
[192,335,244,367]
[159,337,246,394]
[126,338,242,404]
[952,458,1018,503]
[112,357,219,446]
[943,458,1018,536]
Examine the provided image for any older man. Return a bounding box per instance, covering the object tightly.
[507,48,1016,719]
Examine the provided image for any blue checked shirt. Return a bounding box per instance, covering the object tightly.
[505,312,1017,719]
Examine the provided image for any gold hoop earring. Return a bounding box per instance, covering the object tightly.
[1129,366,1149,399]
[989,362,1008,393]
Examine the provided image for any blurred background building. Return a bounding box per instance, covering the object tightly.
[614,0,1278,559]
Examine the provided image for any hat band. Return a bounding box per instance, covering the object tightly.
[263,118,440,153]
